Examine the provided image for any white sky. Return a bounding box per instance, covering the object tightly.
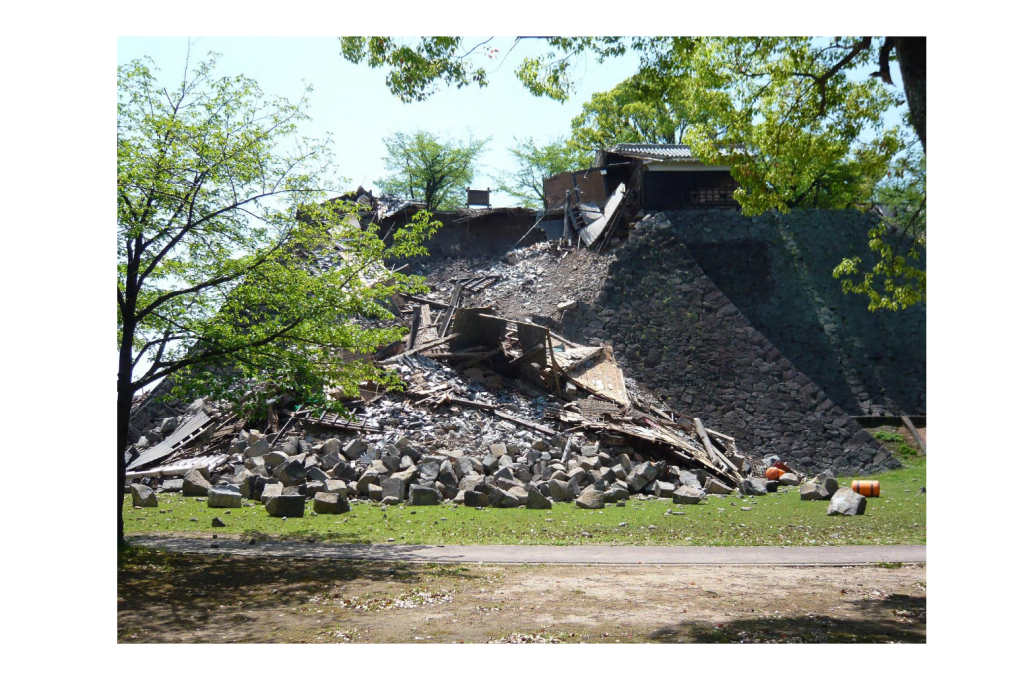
[117,37,645,207]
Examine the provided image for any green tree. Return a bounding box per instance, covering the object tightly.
[492,137,589,208]
[569,73,704,152]
[118,53,438,546]
[378,131,488,211]
[833,143,926,311]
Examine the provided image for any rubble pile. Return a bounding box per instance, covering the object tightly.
[124,235,874,519]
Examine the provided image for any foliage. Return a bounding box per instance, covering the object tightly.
[568,73,706,152]
[492,137,589,208]
[377,130,488,211]
[834,146,926,311]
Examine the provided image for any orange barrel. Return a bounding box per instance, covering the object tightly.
[851,480,880,497]
[765,467,784,481]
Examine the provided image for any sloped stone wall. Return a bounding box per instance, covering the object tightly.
[667,208,926,417]
[553,223,900,475]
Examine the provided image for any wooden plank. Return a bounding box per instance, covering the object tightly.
[694,417,728,469]
[381,334,459,362]
[127,411,214,470]
[495,409,557,436]
[447,397,497,411]
[439,282,463,338]
[395,292,451,310]
[901,415,927,455]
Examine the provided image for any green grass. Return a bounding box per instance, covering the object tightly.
[874,429,922,462]
[124,459,925,547]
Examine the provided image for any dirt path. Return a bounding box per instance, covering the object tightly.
[130,535,926,565]
[119,548,925,643]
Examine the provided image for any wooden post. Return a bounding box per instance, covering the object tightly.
[901,415,927,455]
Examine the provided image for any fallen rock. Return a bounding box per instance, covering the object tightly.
[211,517,226,527]
[260,481,284,503]
[408,485,442,506]
[779,472,801,486]
[208,486,242,508]
[131,483,158,507]
[800,482,830,501]
[827,487,867,516]
[672,486,705,505]
[313,492,351,514]
[575,487,605,509]
[704,478,734,495]
[463,490,490,507]
[526,486,553,509]
[265,494,305,518]
[183,469,212,497]
[740,478,768,496]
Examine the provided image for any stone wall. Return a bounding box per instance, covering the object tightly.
[552,221,900,475]
[665,208,926,417]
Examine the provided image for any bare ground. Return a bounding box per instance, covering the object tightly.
[118,550,925,643]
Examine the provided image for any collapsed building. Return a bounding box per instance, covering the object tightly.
[125,143,925,512]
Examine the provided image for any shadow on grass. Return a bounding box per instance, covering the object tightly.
[117,545,476,643]
[647,593,926,644]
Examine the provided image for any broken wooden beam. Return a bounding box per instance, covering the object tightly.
[901,415,927,455]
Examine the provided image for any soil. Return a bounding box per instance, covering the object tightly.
[118,549,925,643]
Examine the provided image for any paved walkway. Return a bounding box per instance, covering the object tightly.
[130,536,926,566]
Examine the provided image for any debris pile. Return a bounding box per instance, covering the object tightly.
[124,240,872,519]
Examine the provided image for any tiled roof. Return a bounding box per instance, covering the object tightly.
[609,144,699,160]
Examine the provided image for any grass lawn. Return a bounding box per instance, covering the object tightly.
[124,443,924,547]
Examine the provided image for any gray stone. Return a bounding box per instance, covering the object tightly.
[704,478,734,495]
[131,483,158,507]
[320,438,343,455]
[800,482,830,500]
[603,484,630,503]
[367,483,383,502]
[818,476,840,498]
[159,478,184,493]
[306,466,330,483]
[313,492,351,514]
[260,481,284,503]
[356,469,380,494]
[245,437,270,458]
[265,494,306,517]
[274,458,308,487]
[463,490,490,507]
[324,479,349,496]
[488,487,521,508]
[208,486,243,508]
[677,470,702,489]
[321,452,343,471]
[183,469,212,497]
[547,479,575,502]
[304,480,326,497]
[508,485,530,503]
[417,461,441,483]
[653,480,676,497]
[408,485,442,506]
[490,442,507,458]
[626,462,658,491]
[381,476,406,504]
[827,487,867,516]
[575,487,605,509]
[211,517,226,527]
[526,487,553,509]
[672,486,706,505]
[779,472,801,486]
[263,451,289,468]
[342,438,368,460]
[740,478,768,496]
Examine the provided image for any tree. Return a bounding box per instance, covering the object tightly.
[833,144,926,311]
[568,73,703,152]
[343,36,925,309]
[118,53,438,546]
[492,137,589,208]
[377,131,488,211]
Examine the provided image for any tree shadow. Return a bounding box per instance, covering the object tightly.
[117,545,477,643]
[647,593,926,644]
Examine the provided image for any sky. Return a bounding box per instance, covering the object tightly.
[117,37,644,207]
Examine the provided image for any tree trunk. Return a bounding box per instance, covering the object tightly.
[893,37,926,152]
[116,391,131,544]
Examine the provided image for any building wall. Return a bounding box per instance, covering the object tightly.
[641,170,739,210]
